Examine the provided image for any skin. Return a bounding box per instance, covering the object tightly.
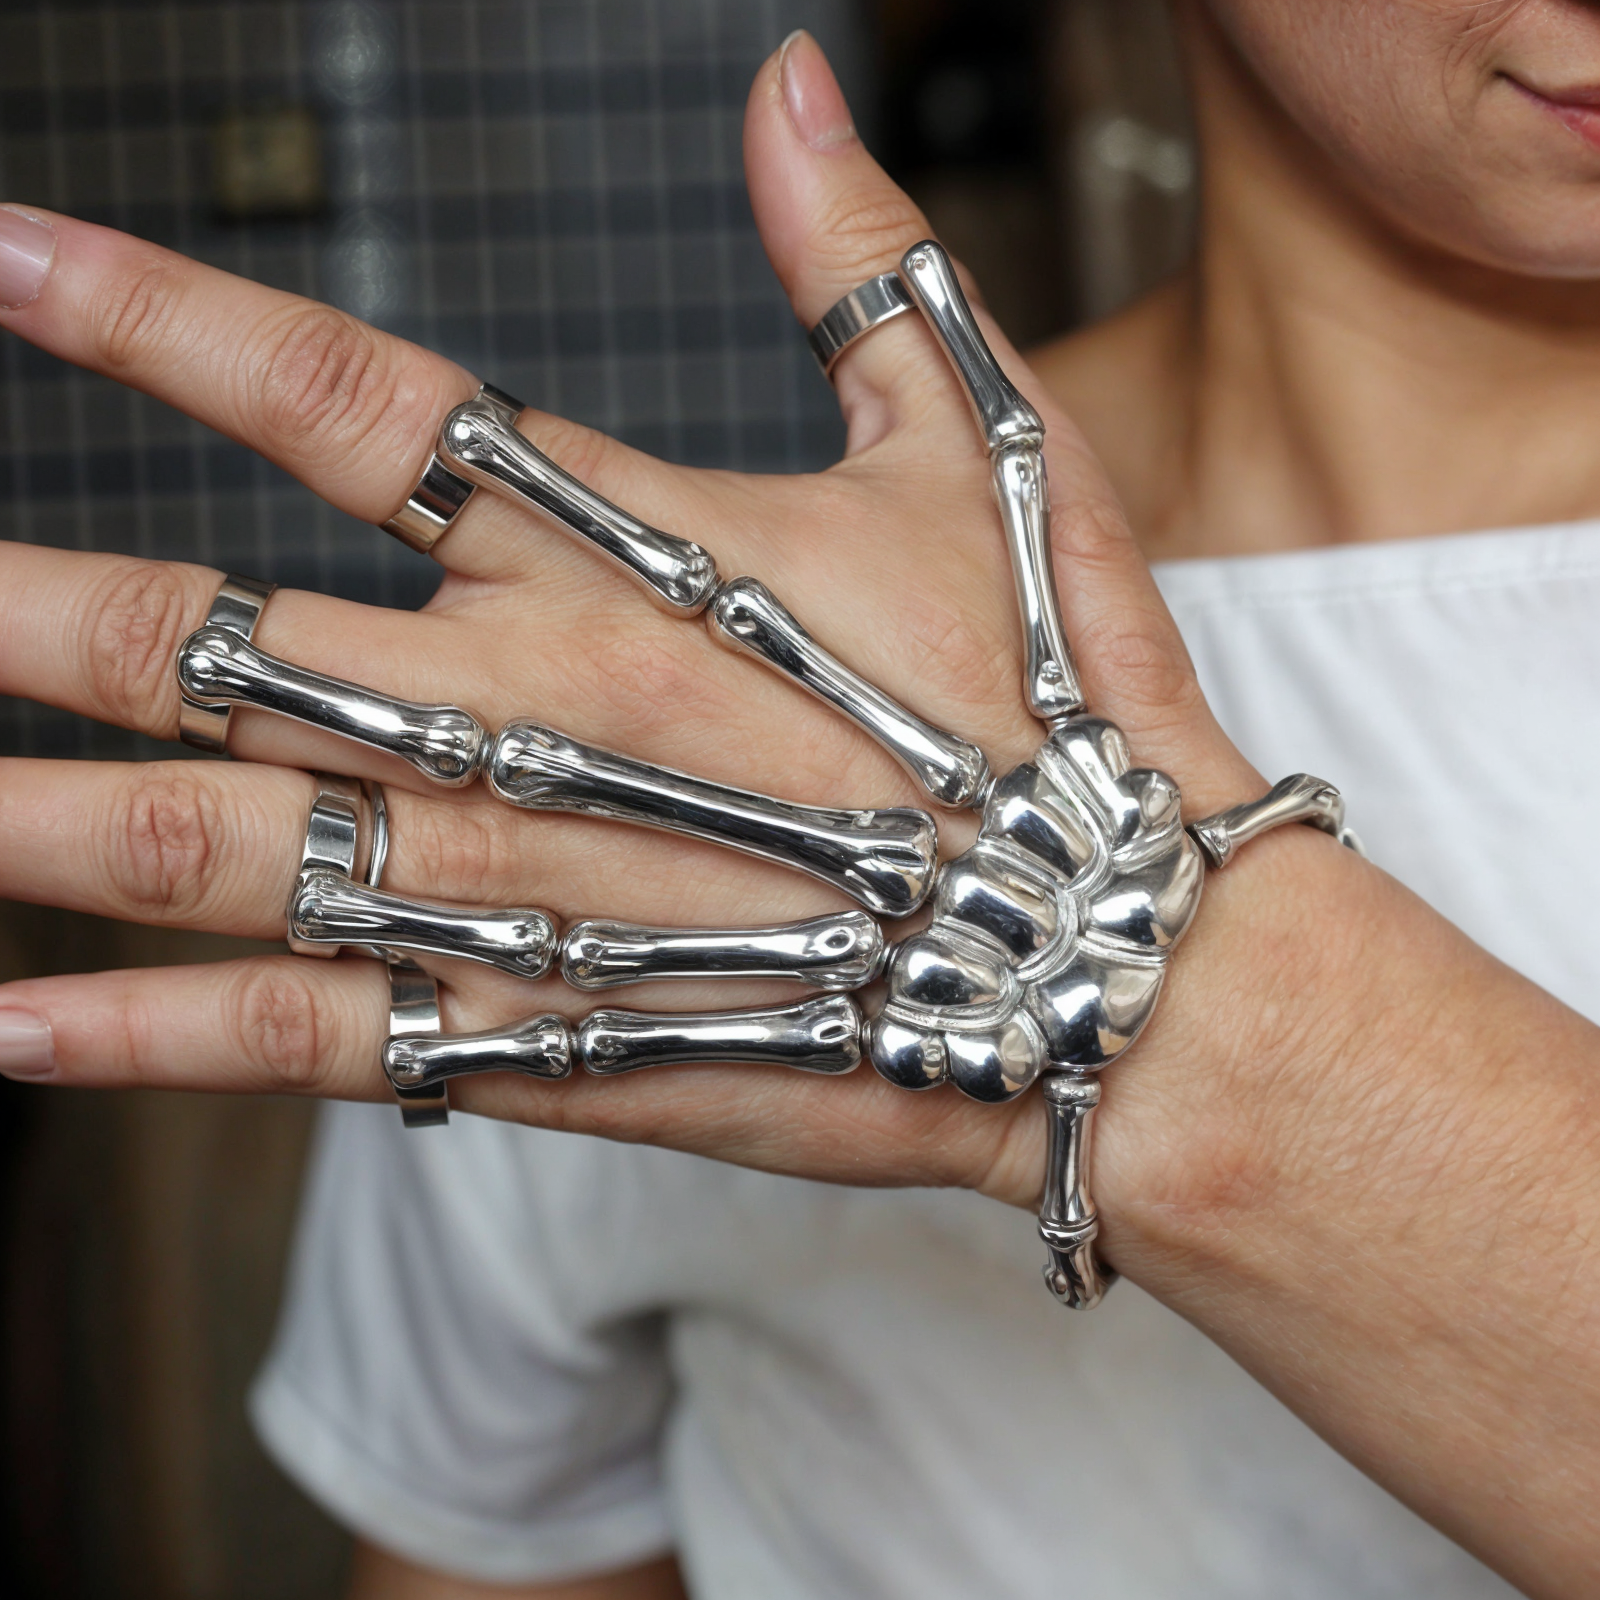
[0,8,1597,1596]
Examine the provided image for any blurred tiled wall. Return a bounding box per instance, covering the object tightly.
[0,0,855,761]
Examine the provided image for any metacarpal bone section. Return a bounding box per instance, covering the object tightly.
[869,714,1204,1104]
[561,911,886,991]
[177,626,486,787]
[898,239,1085,721]
[578,995,863,1076]
[487,720,938,920]
[707,577,992,810]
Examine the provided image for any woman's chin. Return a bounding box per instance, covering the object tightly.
[1364,177,1600,288]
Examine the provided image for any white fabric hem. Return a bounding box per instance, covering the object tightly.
[249,1370,675,1586]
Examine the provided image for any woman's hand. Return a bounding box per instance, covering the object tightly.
[0,32,1252,1187]
[1,33,1597,1589]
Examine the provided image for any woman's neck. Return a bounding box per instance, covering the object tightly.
[1031,7,1600,563]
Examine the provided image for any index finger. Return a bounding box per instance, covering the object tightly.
[0,206,480,547]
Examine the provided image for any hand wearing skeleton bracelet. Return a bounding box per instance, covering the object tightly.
[0,28,1594,1595]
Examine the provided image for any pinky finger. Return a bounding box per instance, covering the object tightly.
[0,956,390,1098]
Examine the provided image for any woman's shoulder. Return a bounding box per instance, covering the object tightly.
[1025,278,1192,544]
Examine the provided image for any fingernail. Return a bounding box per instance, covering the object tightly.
[0,1007,54,1080]
[780,30,857,153]
[0,207,56,309]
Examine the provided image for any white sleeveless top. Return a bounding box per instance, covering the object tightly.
[254,521,1600,1597]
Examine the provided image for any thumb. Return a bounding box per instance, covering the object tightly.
[745,33,1253,810]
[743,31,976,456]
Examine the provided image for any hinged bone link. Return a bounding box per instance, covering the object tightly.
[898,239,1085,724]
[176,626,487,787]
[431,387,996,812]
[488,720,938,919]
[1189,773,1366,869]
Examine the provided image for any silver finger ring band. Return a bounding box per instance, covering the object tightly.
[381,382,524,553]
[808,271,915,378]
[177,573,277,753]
[280,777,449,1128]
[386,957,450,1127]
[286,773,385,959]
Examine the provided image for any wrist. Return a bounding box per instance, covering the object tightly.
[980,827,1379,1255]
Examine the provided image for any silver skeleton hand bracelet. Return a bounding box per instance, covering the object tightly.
[176,241,1361,1304]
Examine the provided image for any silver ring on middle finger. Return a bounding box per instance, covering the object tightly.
[177,572,277,754]
[285,775,559,979]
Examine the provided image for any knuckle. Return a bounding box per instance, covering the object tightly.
[92,255,186,372]
[83,562,199,733]
[227,962,328,1092]
[402,801,507,903]
[810,188,928,279]
[249,303,397,459]
[1077,613,1201,714]
[110,769,227,919]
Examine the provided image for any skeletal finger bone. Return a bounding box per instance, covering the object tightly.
[488,720,938,919]
[437,393,997,814]
[578,995,862,1076]
[561,910,885,991]
[383,1013,573,1091]
[439,385,721,616]
[177,626,486,786]
[899,240,1085,723]
[290,869,557,978]
[707,578,991,810]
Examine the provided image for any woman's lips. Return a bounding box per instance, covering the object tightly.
[1506,73,1600,152]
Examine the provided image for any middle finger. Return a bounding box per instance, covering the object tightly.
[0,755,863,948]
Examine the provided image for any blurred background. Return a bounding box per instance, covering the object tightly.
[0,2,1192,1594]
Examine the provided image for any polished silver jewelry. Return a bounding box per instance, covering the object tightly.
[708,579,991,809]
[872,241,1365,1306]
[487,722,937,919]
[379,382,520,553]
[286,775,385,963]
[177,573,277,753]
[1189,773,1364,868]
[438,387,719,615]
[292,874,559,978]
[175,624,489,787]
[348,241,1361,1303]
[386,957,450,1127]
[285,776,559,978]
[560,910,884,992]
[807,271,915,377]
[383,1011,573,1104]
[578,995,861,1076]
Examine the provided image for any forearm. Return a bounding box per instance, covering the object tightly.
[1093,828,1600,1596]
